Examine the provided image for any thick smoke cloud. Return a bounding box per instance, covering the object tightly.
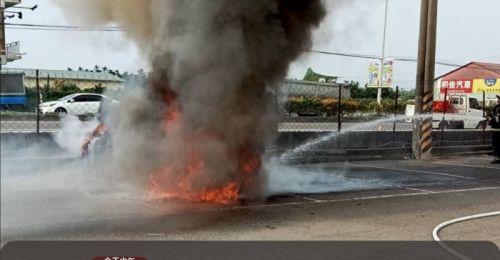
[54,0,326,201]
[52,0,154,47]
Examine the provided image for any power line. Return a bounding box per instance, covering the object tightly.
[2,22,124,31]
[5,26,123,32]
[308,50,463,67]
[0,23,483,68]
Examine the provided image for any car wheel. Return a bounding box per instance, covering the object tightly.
[55,108,67,114]
[475,120,487,129]
[439,121,450,129]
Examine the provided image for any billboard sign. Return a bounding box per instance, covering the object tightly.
[473,78,500,94]
[440,79,473,94]
[439,78,500,94]
[368,59,394,88]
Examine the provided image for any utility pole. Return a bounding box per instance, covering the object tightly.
[1,0,6,67]
[377,0,389,105]
[413,0,438,160]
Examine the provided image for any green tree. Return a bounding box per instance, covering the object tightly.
[349,81,378,99]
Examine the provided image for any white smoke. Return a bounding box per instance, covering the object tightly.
[53,115,99,157]
[263,159,389,196]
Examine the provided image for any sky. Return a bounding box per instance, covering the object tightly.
[4,0,500,89]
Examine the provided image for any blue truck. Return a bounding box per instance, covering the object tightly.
[0,72,26,109]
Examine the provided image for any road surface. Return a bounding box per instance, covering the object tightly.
[2,155,499,246]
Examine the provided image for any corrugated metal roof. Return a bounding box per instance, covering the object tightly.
[0,68,125,82]
[436,62,500,80]
[475,62,500,74]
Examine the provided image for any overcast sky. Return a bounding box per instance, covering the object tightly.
[4,0,500,89]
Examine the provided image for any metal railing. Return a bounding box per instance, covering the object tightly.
[0,70,494,150]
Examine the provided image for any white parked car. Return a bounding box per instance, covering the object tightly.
[39,93,106,115]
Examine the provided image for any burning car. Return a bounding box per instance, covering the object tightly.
[61,0,326,205]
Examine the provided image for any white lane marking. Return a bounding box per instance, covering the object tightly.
[144,233,165,237]
[402,187,435,193]
[300,196,324,202]
[431,161,500,171]
[290,194,324,203]
[230,186,500,210]
[21,186,500,227]
[345,163,478,181]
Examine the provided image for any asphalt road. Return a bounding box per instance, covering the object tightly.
[1,155,499,246]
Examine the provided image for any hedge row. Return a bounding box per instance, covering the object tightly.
[284,96,410,116]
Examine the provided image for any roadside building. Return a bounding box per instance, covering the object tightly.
[279,68,348,100]
[434,62,500,102]
[1,68,125,90]
[280,79,350,100]
[303,68,338,83]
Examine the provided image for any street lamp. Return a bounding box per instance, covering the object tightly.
[4,10,22,19]
[377,0,389,105]
[12,4,37,11]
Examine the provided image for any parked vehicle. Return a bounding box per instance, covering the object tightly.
[0,73,26,110]
[485,98,498,109]
[39,93,106,115]
[432,95,485,129]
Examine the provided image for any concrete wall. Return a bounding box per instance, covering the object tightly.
[276,130,492,150]
[1,130,491,160]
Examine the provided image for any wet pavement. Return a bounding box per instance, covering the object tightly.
[1,154,499,245]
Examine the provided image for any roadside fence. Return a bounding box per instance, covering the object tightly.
[1,68,134,134]
[0,69,494,150]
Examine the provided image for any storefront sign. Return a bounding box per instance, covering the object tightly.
[473,78,500,93]
[440,79,473,93]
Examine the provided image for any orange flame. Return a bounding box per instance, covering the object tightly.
[148,98,261,205]
[148,145,260,205]
[149,162,245,205]
[149,144,261,205]
[164,102,181,130]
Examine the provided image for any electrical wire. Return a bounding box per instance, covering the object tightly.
[3,23,493,69]
[2,22,124,31]
[308,49,463,67]
[5,26,123,32]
